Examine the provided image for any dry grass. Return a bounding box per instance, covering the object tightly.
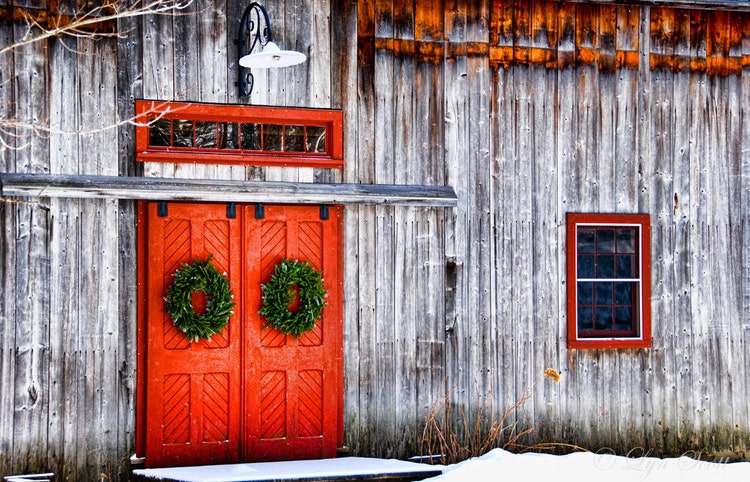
[420,369,571,465]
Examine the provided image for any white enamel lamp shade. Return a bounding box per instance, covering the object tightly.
[239,41,306,69]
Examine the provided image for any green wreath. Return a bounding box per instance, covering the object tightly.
[258,259,327,339]
[164,256,236,342]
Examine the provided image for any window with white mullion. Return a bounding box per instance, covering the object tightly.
[566,214,652,349]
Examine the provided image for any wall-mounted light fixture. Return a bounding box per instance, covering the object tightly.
[237,1,306,97]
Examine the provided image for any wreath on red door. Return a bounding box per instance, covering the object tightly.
[258,259,327,339]
[164,256,236,342]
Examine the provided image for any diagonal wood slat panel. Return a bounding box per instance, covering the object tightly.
[261,221,286,278]
[163,219,191,350]
[202,373,230,442]
[164,219,191,277]
[298,321,322,346]
[298,222,323,269]
[203,220,231,349]
[298,221,324,347]
[163,374,191,444]
[298,370,323,437]
[260,371,286,440]
[204,220,230,272]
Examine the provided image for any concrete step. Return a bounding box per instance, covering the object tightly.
[132,457,443,482]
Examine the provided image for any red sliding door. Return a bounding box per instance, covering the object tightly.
[142,202,342,468]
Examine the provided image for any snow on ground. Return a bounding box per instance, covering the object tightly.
[134,448,750,481]
[427,448,750,481]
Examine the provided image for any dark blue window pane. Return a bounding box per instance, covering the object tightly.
[578,282,593,304]
[595,307,613,330]
[595,282,613,304]
[616,228,636,253]
[615,306,634,330]
[615,282,634,304]
[578,255,596,278]
[598,229,615,253]
[578,306,593,330]
[597,255,615,278]
[616,255,636,278]
[577,229,596,253]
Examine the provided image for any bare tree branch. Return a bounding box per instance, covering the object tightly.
[0,0,196,56]
[0,1,201,150]
[0,101,191,149]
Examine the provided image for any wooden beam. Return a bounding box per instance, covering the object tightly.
[0,174,458,207]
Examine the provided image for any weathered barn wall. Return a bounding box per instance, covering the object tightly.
[1,0,750,479]
[346,0,750,459]
[1,3,135,479]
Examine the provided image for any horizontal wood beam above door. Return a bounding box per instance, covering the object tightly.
[0,174,457,207]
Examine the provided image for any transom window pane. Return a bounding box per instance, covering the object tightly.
[172,120,194,147]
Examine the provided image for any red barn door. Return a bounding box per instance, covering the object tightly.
[143,202,342,467]
[242,204,343,461]
[144,202,243,467]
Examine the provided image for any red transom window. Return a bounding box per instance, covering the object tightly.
[135,101,343,168]
[566,213,652,349]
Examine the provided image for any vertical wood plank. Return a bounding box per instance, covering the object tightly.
[9,14,51,475]
[530,8,562,438]
[670,7,693,448]
[116,0,143,470]
[443,0,469,414]
[46,29,80,481]
[614,5,641,212]
[371,0,398,456]
[311,0,332,108]
[374,204,396,456]
[331,0,360,453]
[686,9,710,447]
[741,13,750,444]
[393,207,417,455]
[374,48,395,184]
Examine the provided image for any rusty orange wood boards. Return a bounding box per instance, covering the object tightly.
[142,203,343,467]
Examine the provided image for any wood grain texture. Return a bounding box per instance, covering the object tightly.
[3,0,750,478]
[0,174,458,207]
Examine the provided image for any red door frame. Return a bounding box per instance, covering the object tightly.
[135,201,344,464]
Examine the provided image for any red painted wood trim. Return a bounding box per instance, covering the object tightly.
[566,213,652,350]
[135,101,344,169]
[135,200,148,457]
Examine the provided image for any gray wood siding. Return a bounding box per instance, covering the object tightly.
[1,0,750,479]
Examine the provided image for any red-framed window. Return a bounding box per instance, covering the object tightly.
[566,213,652,349]
[135,101,343,168]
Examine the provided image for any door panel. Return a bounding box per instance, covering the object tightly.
[243,205,342,461]
[145,203,242,467]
